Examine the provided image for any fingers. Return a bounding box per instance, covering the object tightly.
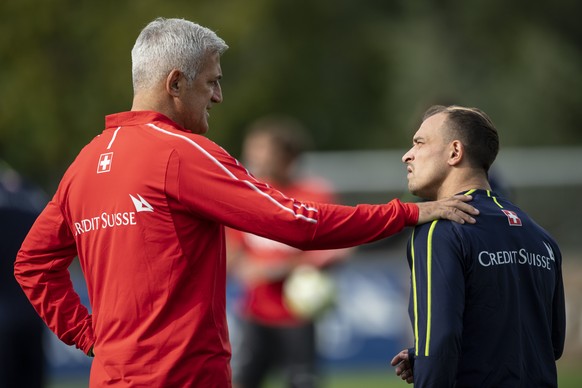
[393,359,410,377]
[390,353,404,366]
[390,349,408,366]
[451,194,472,202]
[391,349,413,383]
[394,361,408,375]
[416,195,479,225]
[450,195,480,219]
[398,366,414,383]
[445,203,478,225]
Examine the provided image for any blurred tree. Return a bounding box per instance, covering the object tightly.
[1,0,581,190]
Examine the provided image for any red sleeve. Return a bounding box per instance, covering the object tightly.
[170,136,419,250]
[14,200,94,355]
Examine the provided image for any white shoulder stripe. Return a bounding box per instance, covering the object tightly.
[107,126,121,149]
[294,203,319,212]
[242,180,317,223]
[147,123,236,178]
[146,123,317,224]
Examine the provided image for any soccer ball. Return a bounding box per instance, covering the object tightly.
[283,265,336,320]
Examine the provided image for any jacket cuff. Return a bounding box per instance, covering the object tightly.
[399,200,419,226]
[408,347,416,370]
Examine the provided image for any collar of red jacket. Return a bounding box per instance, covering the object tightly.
[105,111,192,133]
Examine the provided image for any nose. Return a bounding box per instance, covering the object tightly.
[402,148,413,164]
[212,83,223,104]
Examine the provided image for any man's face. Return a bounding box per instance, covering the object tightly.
[402,113,451,200]
[242,134,289,182]
[178,51,223,134]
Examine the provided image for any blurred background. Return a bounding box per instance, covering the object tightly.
[1,0,581,387]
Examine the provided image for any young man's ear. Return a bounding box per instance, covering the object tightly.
[166,69,182,97]
[448,140,464,166]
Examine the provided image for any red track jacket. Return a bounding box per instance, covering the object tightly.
[14,111,418,387]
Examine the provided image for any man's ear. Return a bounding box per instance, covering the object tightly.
[448,140,464,166]
[165,69,182,97]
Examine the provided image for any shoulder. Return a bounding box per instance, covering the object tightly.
[414,218,458,235]
[412,219,463,248]
[145,126,235,163]
[410,221,467,270]
[146,123,222,150]
[413,217,479,262]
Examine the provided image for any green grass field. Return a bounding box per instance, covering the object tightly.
[49,363,582,387]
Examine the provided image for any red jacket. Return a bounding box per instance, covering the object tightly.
[14,111,418,387]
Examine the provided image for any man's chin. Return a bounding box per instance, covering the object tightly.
[409,188,433,201]
[191,125,209,135]
[409,185,421,198]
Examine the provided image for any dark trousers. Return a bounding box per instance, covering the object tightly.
[232,318,318,388]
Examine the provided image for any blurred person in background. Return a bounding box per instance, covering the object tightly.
[227,117,350,388]
[13,18,479,387]
[0,159,47,388]
[391,105,565,387]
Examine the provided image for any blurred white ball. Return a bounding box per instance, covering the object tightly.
[283,265,336,319]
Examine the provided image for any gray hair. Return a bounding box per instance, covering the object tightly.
[131,18,228,93]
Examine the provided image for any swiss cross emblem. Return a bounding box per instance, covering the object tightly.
[97,152,113,174]
[502,209,522,226]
